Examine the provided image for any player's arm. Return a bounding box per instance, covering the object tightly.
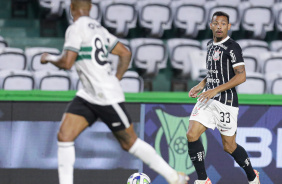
[189,77,207,98]
[214,43,247,92]
[40,50,78,70]
[198,65,246,102]
[41,24,80,70]
[211,64,246,93]
[111,42,131,80]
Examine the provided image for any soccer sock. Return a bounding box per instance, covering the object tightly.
[188,139,207,180]
[230,144,256,181]
[58,142,75,184]
[129,138,178,183]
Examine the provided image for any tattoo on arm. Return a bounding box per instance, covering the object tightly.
[234,65,245,74]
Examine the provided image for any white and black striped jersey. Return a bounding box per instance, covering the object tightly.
[204,36,245,107]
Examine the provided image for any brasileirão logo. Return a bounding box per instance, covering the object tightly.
[154,109,208,175]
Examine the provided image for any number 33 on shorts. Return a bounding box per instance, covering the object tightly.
[189,99,238,136]
[216,104,238,136]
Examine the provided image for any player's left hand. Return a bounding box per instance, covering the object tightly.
[198,89,219,103]
[40,53,49,64]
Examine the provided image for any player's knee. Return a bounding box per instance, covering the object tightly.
[223,143,236,154]
[120,141,133,151]
[119,137,137,152]
[120,143,130,151]
[186,130,200,142]
[57,130,75,142]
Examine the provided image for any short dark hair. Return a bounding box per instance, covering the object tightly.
[211,11,229,23]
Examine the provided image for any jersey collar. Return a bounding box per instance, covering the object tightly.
[213,36,230,45]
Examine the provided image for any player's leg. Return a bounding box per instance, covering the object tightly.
[58,113,89,142]
[215,101,258,183]
[187,100,215,183]
[99,102,188,184]
[221,134,258,183]
[113,124,188,184]
[57,96,97,184]
[186,120,209,182]
[57,113,89,184]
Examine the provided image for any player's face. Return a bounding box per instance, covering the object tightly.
[210,16,231,42]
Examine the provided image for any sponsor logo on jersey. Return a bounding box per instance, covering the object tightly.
[207,78,220,84]
[208,56,213,62]
[209,69,218,74]
[230,50,236,63]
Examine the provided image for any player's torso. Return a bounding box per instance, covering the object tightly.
[205,39,238,107]
[206,41,235,87]
[72,17,124,105]
[74,17,112,73]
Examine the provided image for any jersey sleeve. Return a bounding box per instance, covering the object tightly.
[103,27,118,53]
[63,25,82,53]
[229,42,245,68]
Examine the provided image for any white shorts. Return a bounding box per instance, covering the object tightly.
[189,99,239,136]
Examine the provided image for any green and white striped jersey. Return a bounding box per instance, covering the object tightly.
[64,16,124,105]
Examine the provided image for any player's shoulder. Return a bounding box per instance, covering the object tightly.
[67,16,103,34]
[226,37,237,45]
[225,37,242,50]
[72,16,100,27]
[207,39,213,49]
[207,39,213,45]
[66,18,82,32]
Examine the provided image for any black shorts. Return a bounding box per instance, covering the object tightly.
[65,96,132,132]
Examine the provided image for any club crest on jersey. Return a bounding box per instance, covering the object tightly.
[212,49,221,61]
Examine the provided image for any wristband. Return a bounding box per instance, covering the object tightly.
[45,54,60,62]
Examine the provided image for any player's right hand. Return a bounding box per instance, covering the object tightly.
[188,86,202,98]
[40,53,49,64]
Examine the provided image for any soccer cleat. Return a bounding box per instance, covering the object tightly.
[194,177,212,184]
[249,170,260,184]
[171,172,189,184]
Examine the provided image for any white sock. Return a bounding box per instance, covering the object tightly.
[129,138,178,183]
[58,142,75,184]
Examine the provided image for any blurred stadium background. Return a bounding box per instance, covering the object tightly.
[0,0,282,184]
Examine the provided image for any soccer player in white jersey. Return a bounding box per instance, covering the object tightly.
[40,0,189,184]
[186,11,260,184]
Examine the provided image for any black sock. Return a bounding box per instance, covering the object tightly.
[230,144,256,181]
[188,139,207,180]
